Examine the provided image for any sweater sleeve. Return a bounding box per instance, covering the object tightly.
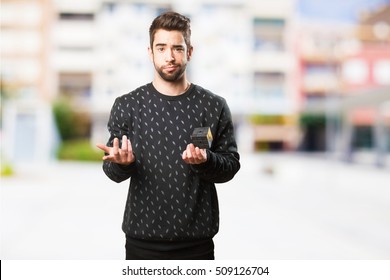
[102,96,137,183]
[190,100,240,183]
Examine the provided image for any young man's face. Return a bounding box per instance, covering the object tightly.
[149,29,193,82]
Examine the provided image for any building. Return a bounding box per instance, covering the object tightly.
[339,3,390,166]
[243,0,299,151]
[293,2,390,166]
[1,0,56,163]
[91,0,299,152]
[294,20,356,151]
[1,0,305,164]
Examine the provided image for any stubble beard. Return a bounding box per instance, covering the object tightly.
[155,63,187,82]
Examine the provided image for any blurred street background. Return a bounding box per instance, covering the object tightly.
[1,0,390,259]
[1,153,390,259]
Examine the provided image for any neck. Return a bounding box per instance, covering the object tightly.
[152,76,190,96]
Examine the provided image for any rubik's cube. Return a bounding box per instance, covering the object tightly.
[191,127,213,149]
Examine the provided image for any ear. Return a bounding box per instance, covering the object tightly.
[148,46,154,62]
[187,46,193,61]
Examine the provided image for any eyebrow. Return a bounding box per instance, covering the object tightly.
[154,43,185,48]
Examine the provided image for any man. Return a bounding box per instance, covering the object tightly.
[97,11,240,260]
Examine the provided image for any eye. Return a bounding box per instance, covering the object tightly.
[174,47,184,53]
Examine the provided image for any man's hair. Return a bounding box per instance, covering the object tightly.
[149,11,192,49]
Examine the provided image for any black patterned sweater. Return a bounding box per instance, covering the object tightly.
[102,83,240,241]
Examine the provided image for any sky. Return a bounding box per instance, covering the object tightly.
[297,0,390,22]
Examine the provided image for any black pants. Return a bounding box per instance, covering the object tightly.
[125,237,215,260]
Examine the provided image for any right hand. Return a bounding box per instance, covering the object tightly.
[96,135,135,165]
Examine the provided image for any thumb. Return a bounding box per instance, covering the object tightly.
[96,143,110,154]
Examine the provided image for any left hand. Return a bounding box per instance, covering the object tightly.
[182,143,207,164]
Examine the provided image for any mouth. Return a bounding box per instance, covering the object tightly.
[163,65,178,71]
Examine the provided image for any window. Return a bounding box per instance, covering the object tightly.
[14,113,36,161]
[303,63,338,92]
[254,72,285,97]
[103,2,116,13]
[59,73,91,99]
[342,59,368,84]
[373,59,390,85]
[59,13,94,21]
[253,18,285,51]
[352,126,373,149]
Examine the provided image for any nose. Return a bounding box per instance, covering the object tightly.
[165,48,175,62]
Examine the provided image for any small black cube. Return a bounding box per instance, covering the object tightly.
[191,127,213,149]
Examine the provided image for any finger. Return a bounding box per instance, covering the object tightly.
[121,136,129,160]
[200,148,207,160]
[190,144,199,161]
[122,135,128,151]
[198,148,207,162]
[192,147,202,163]
[189,144,200,163]
[102,154,113,161]
[96,143,110,154]
[194,147,203,160]
[127,140,134,162]
[186,144,193,159]
[182,150,193,164]
[96,144,115,161]
[113,138,120,159]
[127,139,133,152]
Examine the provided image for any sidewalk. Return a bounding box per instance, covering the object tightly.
[1,153,390,259]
